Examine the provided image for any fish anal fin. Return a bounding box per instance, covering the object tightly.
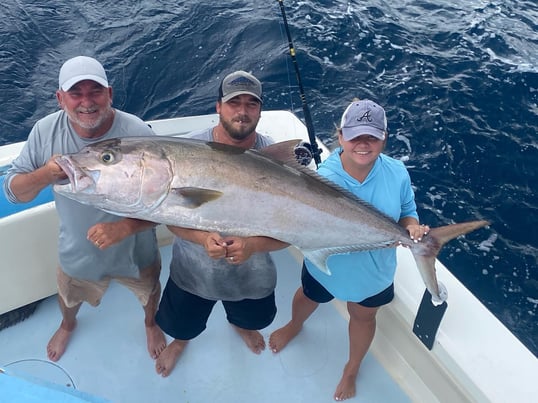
[302,245,380,275]
[169,187,223,208]
[303,249,332,275]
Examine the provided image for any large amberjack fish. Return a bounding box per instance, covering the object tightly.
[54,137,489,304]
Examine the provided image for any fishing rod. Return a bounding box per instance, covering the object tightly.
[277,0,322,166]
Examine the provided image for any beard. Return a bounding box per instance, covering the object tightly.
[220,115,258,140]
[66,106,113,130]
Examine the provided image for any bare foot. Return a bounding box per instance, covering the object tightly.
[146,324,167,359]
[333,369,358,401]
[47,323,76,362]
[268,322,301,353]
[232,325,265,354]
[155,339,188,377]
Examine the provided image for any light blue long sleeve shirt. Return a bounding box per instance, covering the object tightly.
[305,148,419,302]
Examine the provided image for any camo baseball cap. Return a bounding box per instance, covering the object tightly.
[59,56,109,91]
[340,99,387,141]
[219,71,262,103]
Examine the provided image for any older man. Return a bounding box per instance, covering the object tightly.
[3,56,166,362]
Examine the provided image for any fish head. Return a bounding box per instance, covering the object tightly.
[53,137,173,215]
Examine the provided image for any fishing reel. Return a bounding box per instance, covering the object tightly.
[294,141,314,166]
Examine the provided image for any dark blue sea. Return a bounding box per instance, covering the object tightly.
[1,0,536,355]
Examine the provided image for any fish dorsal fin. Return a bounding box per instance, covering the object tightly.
[169,187,223,208]
[259,139,311,166]
[205,139,313,167]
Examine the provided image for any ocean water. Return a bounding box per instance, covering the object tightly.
[1,0,536,355]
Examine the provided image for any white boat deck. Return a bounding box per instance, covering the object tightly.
[3,111,537,402]
[0,244,410,403]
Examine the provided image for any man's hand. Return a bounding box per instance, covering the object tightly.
[46,155,68,182]
[222,236,289,265]
[88,219,155,249]
[203,232,229,259]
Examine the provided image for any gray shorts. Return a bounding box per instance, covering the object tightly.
[57,258,161,308]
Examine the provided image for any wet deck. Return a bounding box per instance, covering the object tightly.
[0,245,410,403]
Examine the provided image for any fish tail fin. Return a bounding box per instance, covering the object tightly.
[411,220,490,304]
[429,220,490,246]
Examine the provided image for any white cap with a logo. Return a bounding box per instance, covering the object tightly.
[340,99,387,141]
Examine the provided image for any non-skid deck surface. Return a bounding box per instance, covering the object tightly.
[0,245,409,403]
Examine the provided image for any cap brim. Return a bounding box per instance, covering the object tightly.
[61,75,109,91]
[221,91,262,103]
[341,126,385,141]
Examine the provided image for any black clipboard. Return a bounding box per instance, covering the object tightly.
[413,289,448,350]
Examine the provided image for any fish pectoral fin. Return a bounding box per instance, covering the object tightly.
[169,187,223,208]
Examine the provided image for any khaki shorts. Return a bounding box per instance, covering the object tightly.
[57,258,161,308]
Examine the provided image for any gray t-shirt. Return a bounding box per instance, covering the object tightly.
[4,109,159,281]
[169,127,277,301]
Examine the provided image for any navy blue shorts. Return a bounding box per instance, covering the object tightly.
[301,263,394,308]
[155,277,276,340]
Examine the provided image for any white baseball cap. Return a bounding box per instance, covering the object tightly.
[59,56,109,91]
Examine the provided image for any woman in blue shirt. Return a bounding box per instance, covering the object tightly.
[269,99,429,401]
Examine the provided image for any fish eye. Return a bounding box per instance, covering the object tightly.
[100,150,116,164]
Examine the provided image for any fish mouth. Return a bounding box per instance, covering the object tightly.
[54,156,99,193]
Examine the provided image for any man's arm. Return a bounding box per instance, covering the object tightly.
[167,225,229,259]
[166,225,289,264]
[166,225,216,244]
[221,235,289,265]
[89,219,157,249]
[9,157,66,203]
